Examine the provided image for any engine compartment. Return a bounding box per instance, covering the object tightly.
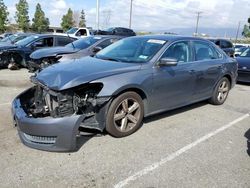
[20,83,106,118]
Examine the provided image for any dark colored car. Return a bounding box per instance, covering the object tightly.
[235,46,248,56]
[12,35,237,151]
[209,39,235,57]
[0,33,13,39]
[0,33,33,44]
[0,34,76,69]
[235,47,250,83]
[28,35,123,72]
[94,27,136,36]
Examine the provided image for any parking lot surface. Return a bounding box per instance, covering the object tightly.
[0,69,249,188]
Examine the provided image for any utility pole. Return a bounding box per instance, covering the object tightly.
[96,0,100,30]
[129,0,133,29]
[195,11,202,36]
[235,21,241,44]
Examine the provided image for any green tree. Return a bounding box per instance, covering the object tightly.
[79,9,86,27]
[32,3,49,33]
[242,24,250,38]
[242,16,250,38]
[0,0,9,33]
[15,0,30,32]
[61,8,74,31]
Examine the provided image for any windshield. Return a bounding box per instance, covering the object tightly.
[240,48,250,57]
[0,35,16,42]
[66,36,101,49]
[66,27,78,34]
[95,37,167,63]
[15,35,39,46]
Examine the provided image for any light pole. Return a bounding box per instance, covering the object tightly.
[235,21,241,44]
[195,11,202,36]
[96,0,100,30]
[129,0,133,29]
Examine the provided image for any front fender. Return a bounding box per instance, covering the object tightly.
[91,69,153,115]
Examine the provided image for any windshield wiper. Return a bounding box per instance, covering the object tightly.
[95,55,121,62]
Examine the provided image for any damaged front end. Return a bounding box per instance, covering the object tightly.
[12,80,111,151]
[28,56,62,73]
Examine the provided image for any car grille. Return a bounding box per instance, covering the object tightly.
[23,133,56,144]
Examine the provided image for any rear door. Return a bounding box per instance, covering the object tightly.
[191,40,223,100]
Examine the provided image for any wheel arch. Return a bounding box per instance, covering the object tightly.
[111,86,149,116]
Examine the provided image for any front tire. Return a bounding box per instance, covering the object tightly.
[106,92,144,137]
[209,77,230,105]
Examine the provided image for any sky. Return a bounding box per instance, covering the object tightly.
[4,0,250,33]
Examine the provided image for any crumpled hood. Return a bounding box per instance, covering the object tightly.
[236,57,250,69]
[35,56,141,91]
[30,46,79,60]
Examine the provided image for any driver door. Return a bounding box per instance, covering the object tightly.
[151,41,196,112]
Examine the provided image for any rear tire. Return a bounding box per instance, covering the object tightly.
[209,77,230,105]
[106,92,144,137]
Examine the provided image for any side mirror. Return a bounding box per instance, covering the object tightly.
[159,58,178,66]
[93,46,102,53]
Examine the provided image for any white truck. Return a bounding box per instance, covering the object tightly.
[65,27,94,38]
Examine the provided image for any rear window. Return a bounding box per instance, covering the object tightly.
[56,37,74,46]
[193,41,220,61]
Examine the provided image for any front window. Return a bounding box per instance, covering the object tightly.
[66,36,101,49]
[240,48,250,57]
[66,27,78,34]
[161,41,191,63]
[96,37,167,63]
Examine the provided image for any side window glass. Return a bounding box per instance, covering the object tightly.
[76,29,87,36]
[97,39,113,49]
[161,41,190,63]
[194,41,218,61]
[57,37,72,46]
[43,37,54,47]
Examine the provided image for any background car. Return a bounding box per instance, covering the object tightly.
[0,33,33,44]
[235,46,248,56]
[209,38,235,57]
[235,47,250,83]
[28,35,124,72]
[0,34,76,69]
[0,33,13,40]
[94,27,136,36]
[12,35,237,151]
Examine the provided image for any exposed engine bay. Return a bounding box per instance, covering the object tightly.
[20,82,109,119]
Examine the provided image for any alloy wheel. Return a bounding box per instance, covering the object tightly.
[113,98,141,132]
[217,80,229,103]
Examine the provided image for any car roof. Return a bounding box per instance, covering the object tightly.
[92,35,125,39]
[130,35,209,42]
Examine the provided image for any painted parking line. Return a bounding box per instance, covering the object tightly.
[0,102,11,106]
[114,113,250,188]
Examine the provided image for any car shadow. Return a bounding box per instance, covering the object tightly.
[244,129,250,156]
[237,81,250,86]
[144,101,208,124]
[74,101,209,152]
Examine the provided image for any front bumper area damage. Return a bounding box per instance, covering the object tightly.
[12,85,111,152]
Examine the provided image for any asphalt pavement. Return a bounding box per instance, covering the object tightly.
[0,69,249,188]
